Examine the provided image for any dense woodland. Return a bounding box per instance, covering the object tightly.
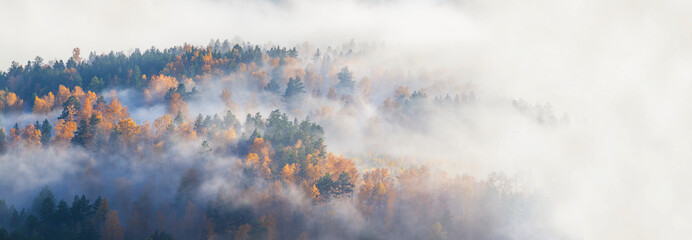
[0,41,538,240]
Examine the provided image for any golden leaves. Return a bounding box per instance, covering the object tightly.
[117,118,140,144]
[54,119,77,144]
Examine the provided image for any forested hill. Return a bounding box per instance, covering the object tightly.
[0,41,541,240]
[0,43,272,103]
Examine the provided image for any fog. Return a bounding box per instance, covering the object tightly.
[2,0,691,239]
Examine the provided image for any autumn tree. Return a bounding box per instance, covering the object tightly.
[33,96,51,114]
[72,47,82,63]
[116,118,140,146]
[359,77,372,100]
[280,163,297,183]
[154,114,173,138]
[220,88,238,111]
[94,197,109,228]
[21,124,42,147]
[147,74,178,100]
[59,96,81,121]
[57,85,71,107]
[358,168,397,224]
[167,92,188,117]
[102,97,128,132]
[54,119,77,144]
[79,91,97,120]
[102,210,124,240]
[327,87,337,100]
[8,124,20,144]
[0,91,23,112]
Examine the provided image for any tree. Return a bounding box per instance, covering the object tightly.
[93,196,109,228]
[33,96,50,114]
[57,85,71,107]
[148,74,178,99]
[308,184,320,200]
[316,173,336,200]
[336,66,355,96]
[54,119,77,144]
[168,92,187,117]
[116,118,139,145]
[40,119,51,145]
[220,88,237,111]
[21,124,41,147]
[39,196,56,224]
[265,78,281,94]
[334,171,355,196]
[102,97,128,132]
[280,163,297,183]
[193,114,204,135]
[284,76,305,109]
[72,119,91,147]
[72,47,82,63]
[327,87,337,100]
[0,128,6,153]
[174,110,184,126]
[89,76,104,92]
[59,96,81,121]
[102,211,124,240]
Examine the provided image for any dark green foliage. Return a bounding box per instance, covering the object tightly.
[1,188,100,240]
[58,96,81,120]
[165,84,198,101]
[316,172,354,200]
[88,76,104,92]
[284,76,305,109]
[193,114,204,134]
[174,110,184,126]
[316,173,336,199]
[244,112,264,134]
[40,119,51,146]
[336,66,355,96]
[0,42,269,101]
[334,172,355,196]
[206,199,255,236]
[107,126,121,151]
[176,168,200,207]
[265,77,281,94]
[251,110,328,176]
[72,119,90,146]
[0,129,5,153]
[31,187,54,216]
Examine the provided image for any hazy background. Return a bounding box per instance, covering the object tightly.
[2,0,691,239]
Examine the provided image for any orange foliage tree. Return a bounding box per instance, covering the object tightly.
[148,74,178,99]
[54,119,78,144]
[168,92,188,117]
[117,118,140,145]
[21,124,42,147]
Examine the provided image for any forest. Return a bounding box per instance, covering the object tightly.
[0,41,548,240]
